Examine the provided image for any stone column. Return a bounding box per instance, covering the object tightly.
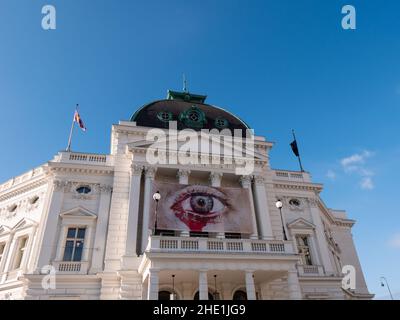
[90,184,113,273]
[141,167,157,253]
[177,169,190,237]
[252,176,273,240]
[182,282,193,300]
[55,225,68,261]
[199,270,209,300]
[82,224,94,262]
[210,172,224,239]
[308,234,321,266]
[3,236,18,273]
[147,269,159,300]
[0,233,13,274]
[287,270,302,300]
[177,169,190,185]
[240,175,258,239]
[245,270,256,300]
[124,165,143,257]
[36,180,66,271]
[308,198,334,274]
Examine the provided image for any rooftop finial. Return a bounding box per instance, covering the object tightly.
[183,73,188,93]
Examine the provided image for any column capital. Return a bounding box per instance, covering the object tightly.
[131,164,143,176]
[53,179,71,191]
[307,197,319,208]
[209,172,223,186]
[99,184,113,194]
[148,268,160,274]
[177,169,191,180]
[253,175,265,186]
[144,166,157,179]
[239,175,252,188]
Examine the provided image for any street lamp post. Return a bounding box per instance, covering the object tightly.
[380,276,394,300]
[152,191,161,235]
[213,275,220,300]
[275,200,287,241]
[170,275,177,300]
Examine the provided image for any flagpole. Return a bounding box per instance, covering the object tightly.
[66,105,78,152]
[292,129,304,172]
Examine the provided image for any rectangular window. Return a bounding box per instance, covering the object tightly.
[0,242,6,264]
[63,227,86,262]
[296,235,313,265]
[14,236,28,269]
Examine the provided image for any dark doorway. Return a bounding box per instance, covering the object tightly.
[233,290,247,300]
[158,291,172,300]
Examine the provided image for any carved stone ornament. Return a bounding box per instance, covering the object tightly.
[99,184,113,194]
[239,175,252,188]
[253,175,265,185]
[131,164,143,176]
[144,166,157,179]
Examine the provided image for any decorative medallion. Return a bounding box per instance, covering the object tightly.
[214,117,229,129]
[179,105,207,129]
[156,111,173,123]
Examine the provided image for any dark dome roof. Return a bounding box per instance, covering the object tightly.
[130,90,250,134]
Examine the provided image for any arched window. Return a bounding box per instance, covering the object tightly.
[233,290,247,300]
[193,291,214,300]
[158,291,173,300]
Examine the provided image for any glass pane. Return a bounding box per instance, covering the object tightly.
[63,240,74,261]
[77,228,86,239]
[67,228,76,238]
[73,241,84,261]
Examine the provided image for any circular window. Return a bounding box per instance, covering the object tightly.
[29,196,39,205]
[76,186,91,194]
[215,117,229,129]
[157,111,173,123]
[188,110,200,122]
[179,105,207,129]
[289,198,301,206]
[8,204,18,212]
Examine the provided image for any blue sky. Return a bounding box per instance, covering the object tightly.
[0,0,399,299]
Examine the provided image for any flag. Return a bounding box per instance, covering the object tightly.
[290,139,300,157]
[74,110,86,131]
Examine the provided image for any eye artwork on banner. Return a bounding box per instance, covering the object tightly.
[149,181,253,233]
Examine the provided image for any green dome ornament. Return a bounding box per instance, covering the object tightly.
[179,105,207,129]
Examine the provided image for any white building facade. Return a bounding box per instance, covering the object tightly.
[0,90,373,300]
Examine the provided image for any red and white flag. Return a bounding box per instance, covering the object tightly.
[73,109,86,131]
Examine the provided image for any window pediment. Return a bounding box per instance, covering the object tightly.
[11,218,37,232]
[0,225,11,236]
[287,218,315,230]
[59,206,97,220]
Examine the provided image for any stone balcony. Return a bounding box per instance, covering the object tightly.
[297,264,325,276]
[54,151,114,166]
[52,261,89,275]
[145,235,295,255]
[273,170,312,183]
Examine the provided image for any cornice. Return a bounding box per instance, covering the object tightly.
[273,181,323,192]
[0,178,49,202]
[48,162,114,175]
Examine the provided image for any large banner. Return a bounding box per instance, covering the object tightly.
[149,181,253,233]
